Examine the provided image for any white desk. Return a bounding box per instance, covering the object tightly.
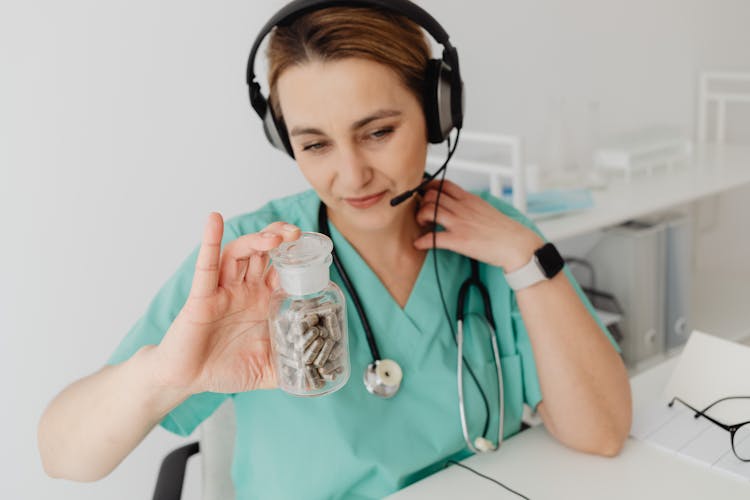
[535,144,750,242]
[387,356,750,499]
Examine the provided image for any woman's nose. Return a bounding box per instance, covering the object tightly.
[335,144,373,189]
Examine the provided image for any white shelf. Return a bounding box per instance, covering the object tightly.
[536,144,750,242]
[532,144,750,375]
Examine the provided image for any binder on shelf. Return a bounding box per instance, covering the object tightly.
[586,220,667,366]
[642,212,693,352]
[664,214,692,351]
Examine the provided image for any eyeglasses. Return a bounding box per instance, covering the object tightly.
[668,396,750,462]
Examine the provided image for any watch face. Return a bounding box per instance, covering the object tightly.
[535,242,565,278]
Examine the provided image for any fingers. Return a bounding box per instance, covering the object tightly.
[190,212,224,298]
[245,253,269,284]
[415,200,457,227]
[244,222,301,284]
[264,265,280,290]
[417,180,471,227]
[421,185,457,203]
[217,232,276,286]
[420,188,461,212]
[413,230,458,252]
[422,178,467,200]
[218,222,301,286]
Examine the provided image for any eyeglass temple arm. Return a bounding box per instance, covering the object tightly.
[700,396,750,415]
[668,396,733,432]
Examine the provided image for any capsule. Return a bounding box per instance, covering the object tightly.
[336,307,345,329]
[294,368,308,392]
[295,311,319,330]
[324,312,341,341]
[321,363,344,382]
[288,300,305,313]
[272,317,289,337]
[314,339,336,367]
[305,365,325,389]
[272,337,292,358]
[296,326,321,351]
[303,337,325,365]
[286,321,304,343]
[278,353,302,370]
[328,343,344,361]
[318,360,338,376]
[280,365,297,386]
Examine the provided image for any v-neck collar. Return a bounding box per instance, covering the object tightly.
[309,195,470,345]
[325,219,433,316]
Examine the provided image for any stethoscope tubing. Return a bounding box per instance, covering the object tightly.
[318,200,504,452]
[318,202,382,361]
[457,317,504,453]
[456,263,505,453]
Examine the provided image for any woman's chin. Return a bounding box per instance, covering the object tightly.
[338,202,402,231]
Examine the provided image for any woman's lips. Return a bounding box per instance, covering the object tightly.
[344,191,387,209]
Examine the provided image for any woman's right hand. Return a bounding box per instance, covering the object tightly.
[153,213,301,396]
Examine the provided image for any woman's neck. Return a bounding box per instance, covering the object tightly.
[327,197,426,264]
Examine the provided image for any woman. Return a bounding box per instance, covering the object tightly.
[38,2,632,498]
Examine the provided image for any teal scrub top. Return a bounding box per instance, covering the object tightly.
[107,189,618,499]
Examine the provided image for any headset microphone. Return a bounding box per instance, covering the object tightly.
[389,128,460,207]
[389,166,446,206]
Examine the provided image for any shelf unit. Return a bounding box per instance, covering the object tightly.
[437,72,750,367]
[697,71,750,144]
[535,143,750,242]
[426,131,527,212]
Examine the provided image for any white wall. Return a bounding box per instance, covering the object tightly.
[2,1,749,498]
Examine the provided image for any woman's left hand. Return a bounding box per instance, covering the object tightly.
[413,179,544,272]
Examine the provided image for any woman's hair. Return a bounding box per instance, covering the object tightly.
[266,6,431,120]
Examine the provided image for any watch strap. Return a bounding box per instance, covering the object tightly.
[504,254,546,291]
[504,242,564,291]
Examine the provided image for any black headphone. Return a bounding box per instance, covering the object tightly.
[245,0,464,158]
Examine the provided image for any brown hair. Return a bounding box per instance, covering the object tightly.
[266,6,431,119]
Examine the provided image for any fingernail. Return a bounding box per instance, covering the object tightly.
[261,232,277,239]
[282,224,298,232]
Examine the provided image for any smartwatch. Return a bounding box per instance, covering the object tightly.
[503,242,564,291]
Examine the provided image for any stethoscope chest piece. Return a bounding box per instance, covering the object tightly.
[364,359,403,398]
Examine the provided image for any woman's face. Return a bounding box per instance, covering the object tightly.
[276,57,428,232]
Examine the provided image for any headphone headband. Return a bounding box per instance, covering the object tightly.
[246,0,455,88]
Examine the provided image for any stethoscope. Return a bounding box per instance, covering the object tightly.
[317,201,505,453]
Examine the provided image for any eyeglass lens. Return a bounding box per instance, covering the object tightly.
[732,423,750,461]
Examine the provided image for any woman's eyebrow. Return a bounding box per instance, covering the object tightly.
[288,109,402,137]
[351,109,402,130]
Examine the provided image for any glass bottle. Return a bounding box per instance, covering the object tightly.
[267,232,350,396]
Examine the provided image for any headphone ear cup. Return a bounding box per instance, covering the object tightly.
[423,59,454,143]
[262,105,295,158]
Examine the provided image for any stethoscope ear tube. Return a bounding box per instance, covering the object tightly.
[318,202,383,362]
[319,202,407,398]
[457,260,496,329]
